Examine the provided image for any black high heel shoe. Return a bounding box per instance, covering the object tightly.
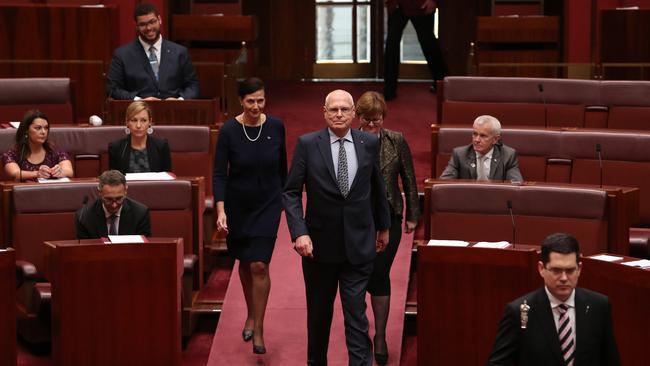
[242,329,253,342]
[374,336,388,365]
[253,344,266,354]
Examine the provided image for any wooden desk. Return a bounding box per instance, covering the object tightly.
[417,245,540,365]
[107,99,221,125]
[45,238,182,366]
[580,254,650,365]
[0,248,16,366]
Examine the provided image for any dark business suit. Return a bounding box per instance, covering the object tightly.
[440,143,523,181]
[488,287,620,366]
[108,135,172,174]
[283,128,391,365]
[106,38,199,100]
[75,197,152,239]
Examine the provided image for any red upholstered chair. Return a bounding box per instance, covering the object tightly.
[601,81,650,130]
[424,182,611,255]
[0,78,74,124]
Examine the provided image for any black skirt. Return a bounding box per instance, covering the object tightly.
[226,236,276,263]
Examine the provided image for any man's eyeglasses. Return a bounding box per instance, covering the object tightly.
[102,196,126,205]
[137,18,159,29]
[545,266,579,276]
[326,107,353,115]
[359,117,383,126]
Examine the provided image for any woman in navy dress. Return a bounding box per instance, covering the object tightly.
[213,77,287,354]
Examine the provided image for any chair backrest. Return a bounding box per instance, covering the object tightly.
[426,183,608,255]
[9,179,196,278]
[601,81,650,130]
[0,78,74,124]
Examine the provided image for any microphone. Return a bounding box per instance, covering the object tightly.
[596,143,603,188]
[538,83,547,126]
[507,200,516,248]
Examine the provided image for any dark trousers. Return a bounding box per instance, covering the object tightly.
[384,8,447,96]
[302,258,374,366]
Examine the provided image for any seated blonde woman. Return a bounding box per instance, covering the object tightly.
[2,110,73,181]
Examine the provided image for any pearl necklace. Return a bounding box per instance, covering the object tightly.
[241,116,263,142]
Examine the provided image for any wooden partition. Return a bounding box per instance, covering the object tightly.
[601,9,650,80]
[418,245,540,365]
[0,4,117,122]
[0,248,16,366]
[45,238,182,366]
[107,99,221,125]
[580,255,650,366]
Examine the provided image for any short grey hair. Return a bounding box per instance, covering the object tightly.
[324,89,354,109]
[98,170,127,190]
[473,115,501,136]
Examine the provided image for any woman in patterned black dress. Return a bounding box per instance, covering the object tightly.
[213,77,287,354]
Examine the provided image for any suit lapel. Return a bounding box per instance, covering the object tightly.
[574,288,589,363]
[349,129,366,192]
[534,289,566,365]
[489,145,501,180]
[118,199,132,235]
[136,39,158,84]
[93,201,109,237]
[465,148,477,179]
[317,129,337,185]
[158,39,172,82]
[380,131,397,174]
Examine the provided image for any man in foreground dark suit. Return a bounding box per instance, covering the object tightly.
[487,233,620,366]
[283,89,391,366]
[76,170,151,239]
[440,115,523,181]
[106,3,199,100]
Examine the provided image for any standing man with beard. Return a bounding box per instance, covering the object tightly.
[106,3,199,101]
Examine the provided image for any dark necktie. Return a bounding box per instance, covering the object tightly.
[148,46,159,80]
[337,138,349,197]
[108,214,118,236]
[558,303,575,366]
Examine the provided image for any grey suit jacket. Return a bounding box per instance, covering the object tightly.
[487,287,620,366]
[106,38,199,100]
[440,143,523,182]
[283,128,391,264]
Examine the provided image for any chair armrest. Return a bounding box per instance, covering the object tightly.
[182,254,199,309]
[16,259,37,289]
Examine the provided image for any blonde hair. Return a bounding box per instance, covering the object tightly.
[355,91,387,119]
[125,101,153,123]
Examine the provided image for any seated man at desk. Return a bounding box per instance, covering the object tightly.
[106,3,199,100]
[439,115,523,182]
[76,170,152,239]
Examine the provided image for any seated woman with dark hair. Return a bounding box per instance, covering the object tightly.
[2,110,74,181]
[108,100,171,173]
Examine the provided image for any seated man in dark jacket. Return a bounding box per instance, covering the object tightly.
[440,115,523,182]
[76,170,151,239]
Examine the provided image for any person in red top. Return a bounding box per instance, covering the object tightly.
[383,0,447,100]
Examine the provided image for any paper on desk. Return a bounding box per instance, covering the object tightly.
[125,172,175,181]
[427,239,469,247]
[9,121,20,128]
[622,259,650,269]
[474,241,512,249]
[37,177,71,183]
[590,254,623,262]
[108,235,145,244]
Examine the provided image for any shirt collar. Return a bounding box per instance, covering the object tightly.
[329,128,353,144]
[477,146,495,160]
[102,203,124,219]
[139,36,162,53]
[545,286,576,309]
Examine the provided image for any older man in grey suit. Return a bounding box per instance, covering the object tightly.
[440,115,523,182]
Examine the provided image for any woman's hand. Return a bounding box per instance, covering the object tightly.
[50,164,63,178]
[404,220,417,234]
[37,165,51,179]
[216,212,228,234]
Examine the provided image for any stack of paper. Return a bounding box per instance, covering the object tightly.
[589,254,623,262]
[108,235,146,244]
[125,172,175,181]
[473,241,512,249]
[427,240,469,247]
[622,259,650,269]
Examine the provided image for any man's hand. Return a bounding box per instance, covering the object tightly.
[294,235,314,258]
[376,229,389,252]
[143,96,161,101]
[420,0,437,14]
[165,97,179,101]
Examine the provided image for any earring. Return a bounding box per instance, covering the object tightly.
[147,126,154,135]
[125,128,130,135]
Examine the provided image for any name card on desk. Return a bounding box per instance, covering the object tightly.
[427,240,469,247]
[108,235,146,244]
[474,241,512,249]
[125,172,176,181]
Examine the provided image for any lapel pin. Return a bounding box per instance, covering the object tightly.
[470,163,476,168]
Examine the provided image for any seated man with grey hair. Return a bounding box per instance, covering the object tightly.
[76,169,151,239]
[440,115,523,182]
